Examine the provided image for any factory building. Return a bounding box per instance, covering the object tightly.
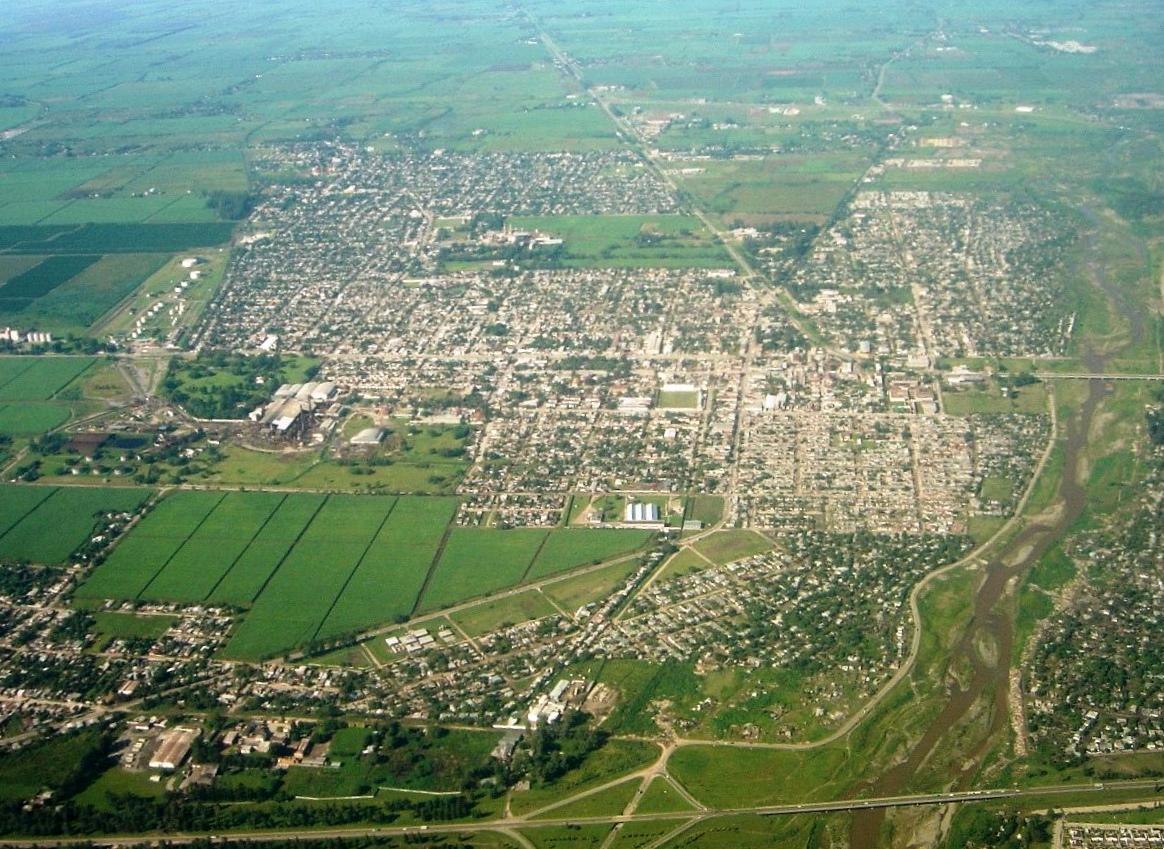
[624,501,661,524]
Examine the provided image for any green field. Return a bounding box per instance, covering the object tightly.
[0,485,148,564]
[0,356,95,401]
[316,496,458,640]
[0,729,108,803]
[90,612,176,650]
[525,529,653,581]
[509,739,659,817]
[419,528,548,612]
[0,254,101,306]
[139,491,287,601]
[207,494,328,605]
[689,529,772,565]
[0,223,235,255]
[74,489,654,658]
[634,776,697,814]
[450,589,560,638]
[530,778,640,820]
[543,558,641,613]
[504,214,732,268]
[0,402,70,435]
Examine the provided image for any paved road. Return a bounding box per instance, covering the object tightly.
[1035,372,1164,380]
[1,779,1158,846]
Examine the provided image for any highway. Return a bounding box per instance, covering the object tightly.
[1,780,1158,847]
[1034,372,1164,381]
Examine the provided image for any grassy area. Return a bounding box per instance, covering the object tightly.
[451,590,560,638]
[670,745,851,809]
[967,515,1007,545]
[655,547,713,583]
[606,819,689,848]
[689,529,772,565]
[529,778,640,820]
[504,214,732,269]
[74,767,167,809]
[521,825,613,849]
[635,776,697,814]
[508,740,658,817]
[688,495,724,526]
[542,559,640,613]
[90,612,176,650]
[0,729,107,803]
[673,154,868,220]
[979,476,1014,505]
[941,379,1049,416]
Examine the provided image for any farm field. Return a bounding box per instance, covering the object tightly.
[0,485,149,564]
[417,528,549,613]
[76,489,653,659]
[315,496,459,640]
[0,254,169,333]
[0,356,95,401]
[525,529,653,581]
[0,356,110,440]
[0,403,69,436]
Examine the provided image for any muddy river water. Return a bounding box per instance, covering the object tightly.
[849,351,1110,848]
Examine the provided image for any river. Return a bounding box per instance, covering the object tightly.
[848,350,1109,847]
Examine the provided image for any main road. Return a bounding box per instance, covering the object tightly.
[2,779,1158,847]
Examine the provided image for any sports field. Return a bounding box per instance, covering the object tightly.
[76,490,653,659]
[0,485,149,564]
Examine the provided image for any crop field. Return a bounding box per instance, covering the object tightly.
[76,489,653,658]
[418,528,549,613]
[0,403,69,435]
[316,496,459,640]
[525,529,653,581]
[0,485,149,565]
[0,356,95,401]
[9,254,170,333]
[207,494,328,605]
[139,491,287,601]
[0,255,101,307]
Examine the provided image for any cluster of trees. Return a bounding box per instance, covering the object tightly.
[0,794,399,837]
[0,707,628,838]
[513,711,608,787]
[1147,386,1164,445]
[204,190,258,221]
[944,807,1052,849]
[163,352,311,419]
